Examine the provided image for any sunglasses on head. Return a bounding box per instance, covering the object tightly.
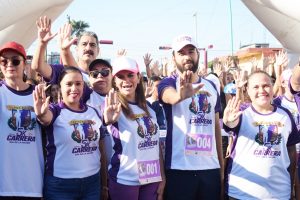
[0,57,23,67]
[89,69,110,78]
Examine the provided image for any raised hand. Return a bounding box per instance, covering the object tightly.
[144,79,155,98]
[116,49,127,57]
[251,57,258,73]
[179,70,205,100]
[143,53,152,67]
[36,16,57,44]
[104,89,121,124]
[222,59,231,72]
[33,84,50,118]
[151,60,161,76]
[223,97,242,128]
[274,50,289,78]
[213,62,223,77]
[58,23,77,50]
[233,70,247,89]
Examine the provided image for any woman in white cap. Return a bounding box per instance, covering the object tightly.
[103,56,165,200]
[0,41,44,199]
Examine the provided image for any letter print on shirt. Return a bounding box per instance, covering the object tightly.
[6,105,37,144]
[70,120,99,155]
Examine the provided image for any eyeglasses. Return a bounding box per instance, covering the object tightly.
[89,69,110,78]
[0,57,23,67]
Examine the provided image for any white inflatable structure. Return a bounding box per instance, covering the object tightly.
[242,0,300,67]
[0,0,73,49]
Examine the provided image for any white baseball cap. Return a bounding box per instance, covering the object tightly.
[112,56,140,76]
[172,35,198,51]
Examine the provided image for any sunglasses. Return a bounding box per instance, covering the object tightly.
[89,69,110,78]
[0,57,23,67]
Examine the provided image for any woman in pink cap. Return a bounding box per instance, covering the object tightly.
[103,56,165,200]
[0,41,44,199]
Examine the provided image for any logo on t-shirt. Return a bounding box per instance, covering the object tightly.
[136,116,159,150]
[6,105,37,144]
[70,120,98,155]
[255,124,282,146]
[189,92,211,115]
[189,92,213,126]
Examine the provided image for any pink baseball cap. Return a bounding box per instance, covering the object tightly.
[112,57,139,76]
[172,35,198,51]
[0,41,26,59]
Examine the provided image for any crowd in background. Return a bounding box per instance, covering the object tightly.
[1,15,300,200]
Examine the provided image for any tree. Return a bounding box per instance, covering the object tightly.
[67,15,90,37]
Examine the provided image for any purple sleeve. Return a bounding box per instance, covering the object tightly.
[239,102,251,111]
[223,114,242,137]
[158,75,177,104]
[272,96,283,106]
[215,93,221,114]
[48,103,62,125]
[45,64,64,84]
[82,84,93,103]
[279,106,300,146]
[205,78,221,114]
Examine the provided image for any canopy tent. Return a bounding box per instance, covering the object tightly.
[242,0,300,67]
[0,0,73,49]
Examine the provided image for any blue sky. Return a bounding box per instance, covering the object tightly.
[28,0,281,69]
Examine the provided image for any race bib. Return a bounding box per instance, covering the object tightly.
[137,159,162,184]
[185,133,212,156]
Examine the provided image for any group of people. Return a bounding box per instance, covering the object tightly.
[1,15,300,200]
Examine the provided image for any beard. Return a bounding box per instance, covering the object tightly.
[175,58,199,74]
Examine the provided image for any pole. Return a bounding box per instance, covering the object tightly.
[229,0,234,56]
[193,12,198,44]
[204,49,207,69]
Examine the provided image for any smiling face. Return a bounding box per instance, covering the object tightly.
[0,50,25,81]
[59,71,84,109]
[89,63,112,95]
[172,45,199,73]
[114,70,140,102]
[247,72,273,110]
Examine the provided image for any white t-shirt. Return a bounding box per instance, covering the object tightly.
[0,82,44,197]
[158,74,221,170]
[107,103,161,186]
[45,103,103,178]
[224,105,299,200]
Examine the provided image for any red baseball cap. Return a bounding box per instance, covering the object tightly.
[0,41,26,59]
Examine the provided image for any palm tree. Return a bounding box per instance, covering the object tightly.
[67,15,90,37]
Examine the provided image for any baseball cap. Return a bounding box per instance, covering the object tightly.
[89,59,112,71]
[224,82,236,94]
[112,57,139,76]
[172,35,198,51]
[0,41,26,59]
